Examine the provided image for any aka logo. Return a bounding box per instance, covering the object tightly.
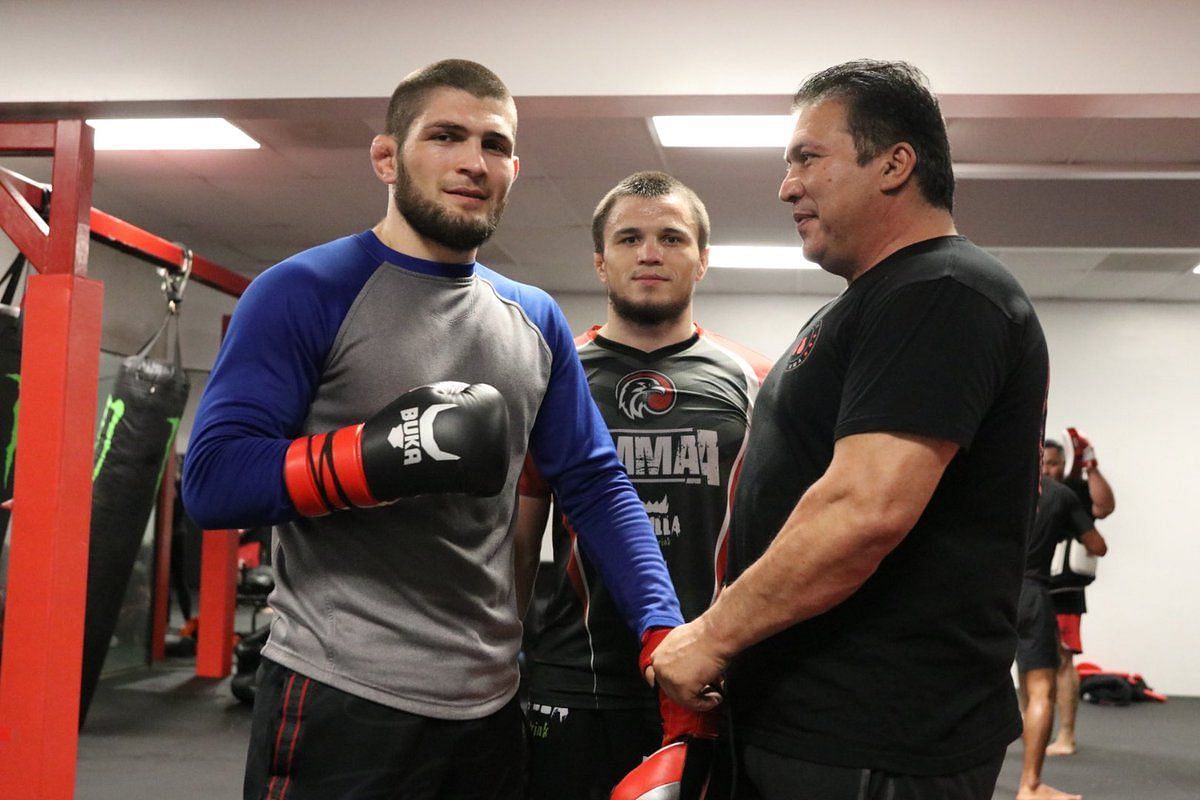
[387,404,461,465]
[615,370,677,420]
[785,319,822,371]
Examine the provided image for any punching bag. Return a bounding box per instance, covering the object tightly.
[79,313,189,726]
[0,253,25,550]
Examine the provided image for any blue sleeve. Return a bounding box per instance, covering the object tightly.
[182,242,373,529]
[500,277,683,637]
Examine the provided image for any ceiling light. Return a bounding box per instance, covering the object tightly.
[652,115,794,148]
[86,118,260,150]
[708,245,818,270]
[1193,263,1200,274]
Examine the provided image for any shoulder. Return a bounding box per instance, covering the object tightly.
[882,236,1035,323]
[696,327,774,384]
[247,233,381,308]
[475,264,560,323]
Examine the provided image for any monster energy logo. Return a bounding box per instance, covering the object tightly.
[93,395,126,480]
[4,373,18,487]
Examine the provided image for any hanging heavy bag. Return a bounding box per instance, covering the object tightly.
[79,303,190,727]
[0,253,26,551]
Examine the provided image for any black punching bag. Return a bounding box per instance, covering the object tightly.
[79,327,189,725]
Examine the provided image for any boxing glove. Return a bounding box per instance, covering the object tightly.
[284,381,509,516]
[610,738,718,800]
[1065,427,1097,479]
[640,628,719,745]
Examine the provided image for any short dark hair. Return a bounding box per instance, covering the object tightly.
[794,60,954,212]
[385,59,514,144]
[591,171,710,253]
[1044,439,1064,453]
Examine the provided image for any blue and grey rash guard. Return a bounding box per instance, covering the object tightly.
[183,230,682,719]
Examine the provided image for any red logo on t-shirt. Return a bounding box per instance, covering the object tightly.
[615,370,677,420]
[785,319,822,371]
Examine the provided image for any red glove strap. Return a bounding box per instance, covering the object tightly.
[658,688,718,744]
[639,627,671,677]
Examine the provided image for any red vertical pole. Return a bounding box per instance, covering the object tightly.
[0,120,103,800]
[149,455,178,662]
[195,529,239,678]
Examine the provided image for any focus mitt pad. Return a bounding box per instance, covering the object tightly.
[1065,427,1097,478]
[610,737,717,800]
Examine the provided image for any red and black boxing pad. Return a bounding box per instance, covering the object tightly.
[610,738,718,800]
[285,381,509,516]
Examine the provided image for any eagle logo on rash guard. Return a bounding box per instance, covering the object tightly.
[785,319,822,371]
[615,370,677,420]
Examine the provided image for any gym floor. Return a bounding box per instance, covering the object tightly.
[76,661,1198,800]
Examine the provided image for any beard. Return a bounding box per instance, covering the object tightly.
[608,287,691,327]
[392,161,506,253]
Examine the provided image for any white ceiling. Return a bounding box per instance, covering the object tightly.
[2,2,1200,302]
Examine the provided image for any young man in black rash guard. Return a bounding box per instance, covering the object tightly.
[648,60,1049,800]
[515,171,772,800]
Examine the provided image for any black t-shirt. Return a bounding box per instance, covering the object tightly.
[524,328,770,708]
[1027,477,1094,583]
[1049,476,1095,611]
[727,236,1048,775]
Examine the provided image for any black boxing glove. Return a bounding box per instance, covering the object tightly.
[284,381,509,516]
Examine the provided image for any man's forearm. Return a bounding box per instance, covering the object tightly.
[1085,468,1115,518]
[701,475,904,660]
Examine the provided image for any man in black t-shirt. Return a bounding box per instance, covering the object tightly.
[1015,473,1101,800]
[649,61,1048,800]
[515,172,772,800]
[1042,435,1113,757]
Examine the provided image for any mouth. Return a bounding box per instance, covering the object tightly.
[445,187,488,202]
[632,274,669,284]
[793,211,816,235]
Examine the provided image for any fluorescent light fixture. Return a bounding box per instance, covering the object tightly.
[652,115,794,148]
[86,118,260,150]
[708,245,818,270]
[1193,263,1200,274]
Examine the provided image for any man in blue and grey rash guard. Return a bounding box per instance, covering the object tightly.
[182,59,682,800]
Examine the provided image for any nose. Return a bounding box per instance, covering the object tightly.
[457,140,487,177]
[637,239,663,264]
[779,167,804,204]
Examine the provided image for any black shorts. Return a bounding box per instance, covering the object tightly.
[526,702,661,800]
[244,658,527,800]
[1016,581,1060,672]
[738,744,1005,800]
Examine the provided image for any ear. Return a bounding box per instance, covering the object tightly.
[370,135,399,184]
[879,141,917,193]
[593,251,608,285]
[695,247,709,283]
[512,155,520,181]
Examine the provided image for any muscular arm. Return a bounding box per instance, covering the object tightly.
[1085,468,1115,519]
[513,494,551,619]
[650,431,958,706]
[1079,528,1108,557]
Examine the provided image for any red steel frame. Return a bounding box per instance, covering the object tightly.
[0,122,248,800]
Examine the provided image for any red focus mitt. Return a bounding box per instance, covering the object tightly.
[610,738,718,800]
[639,628,719,745]
[1065,427,1097,479]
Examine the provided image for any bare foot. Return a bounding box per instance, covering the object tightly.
[1046,740,1077,757]
[1016,782,1082,800]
